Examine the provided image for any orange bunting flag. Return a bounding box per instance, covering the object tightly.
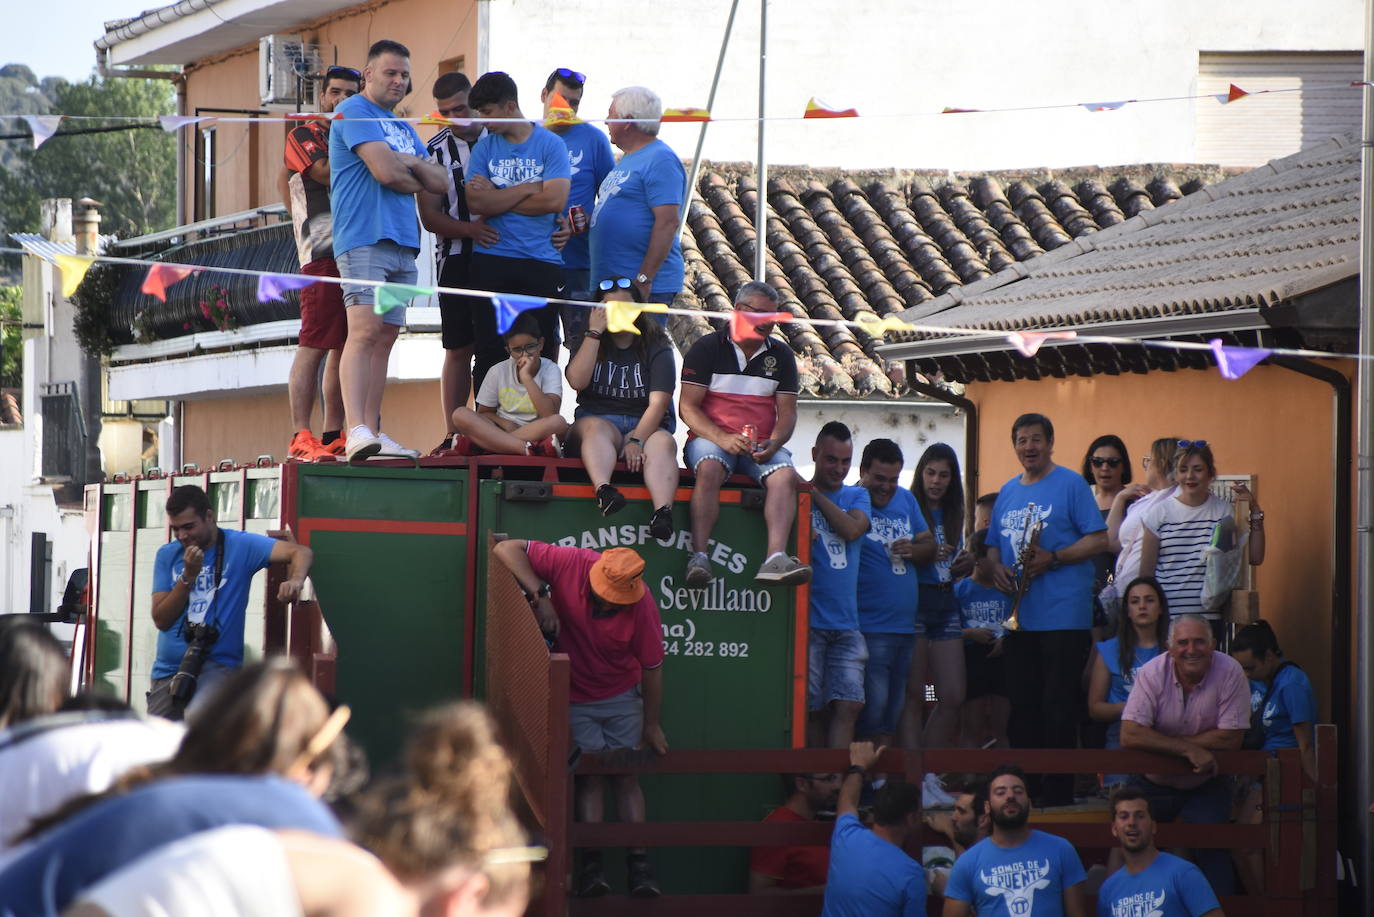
[803,97,858,119]
[543,91,581,128]
[418,111,460,127]
[661,107,712,122]
[1215,83,1250,104]
[730,309,787,343]
[856,314,916,336]
[1007,330,1077,358]
[141,264,198,302]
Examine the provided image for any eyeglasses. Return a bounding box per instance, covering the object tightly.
[1090,456,1122,468]
[1178,440,1208,448]
[598,277,634,292]
[555,67,586,84]
[324,66,362,82]
[507,341,542,356]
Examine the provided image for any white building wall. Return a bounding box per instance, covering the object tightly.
[484,0,1361,170]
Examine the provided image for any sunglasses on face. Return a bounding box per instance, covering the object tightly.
[325,66,362,82]
[598,277,634,292]
[556,67,586,84]
[1090,456,1122,468]
[1178,439,1208,448]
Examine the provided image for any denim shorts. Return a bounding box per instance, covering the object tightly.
[335,239,419,327]
[916,584,963,641]
[572,408,676,437]
[685,437,794,483]
[807,627,867,711]
[569,684,643,752]
[857,632,915,736]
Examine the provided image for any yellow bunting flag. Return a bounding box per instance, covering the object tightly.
[54,255,96,297]
[661,107,712,122]
[803,97,858,119]
[418,111,455,127]
[856,314,917,336]
[605,300,644,335]
[544,91,581,128]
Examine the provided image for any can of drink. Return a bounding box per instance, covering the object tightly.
[568,205,588,234]
[742,424,758,452]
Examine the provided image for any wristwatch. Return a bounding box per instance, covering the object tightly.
[523,583,553,606]
[635,272,650,285]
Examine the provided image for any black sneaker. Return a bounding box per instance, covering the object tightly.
[648,505,674,541]
[575,859,611,898]
[627,856,661,898]
[596,483,626,517]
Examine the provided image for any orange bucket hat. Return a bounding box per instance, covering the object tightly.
[589,547,647,605]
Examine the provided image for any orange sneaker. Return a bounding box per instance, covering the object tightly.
[322,436,345,457]
[289,429,330,462]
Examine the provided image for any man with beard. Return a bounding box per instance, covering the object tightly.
[924,783,991,895]
[944,765,1087,917]
[748,771,842,893]
[1097,787,1223,917]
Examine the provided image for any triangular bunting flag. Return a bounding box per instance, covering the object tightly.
[374,283,434,315]
[661,107,712,122]
[1007,330,1077,358]
[730,309,787,343]
[941,107,981,114]
[256,273,318,303]
[158,115,205,132]
[492,293,548,333]
[1226,83,1249,103]
[804,97,859,119]
[141,264,198,302]
[543,91,581,128]
[1208,338,1271,380]
[603,300,667,335]
[23,115,62,150]
[418,111,463,128]
[1080,100,1131,112]
[856,314,917,336]
[53,255,95,298]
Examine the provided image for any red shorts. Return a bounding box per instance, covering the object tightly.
[298,258,347,350]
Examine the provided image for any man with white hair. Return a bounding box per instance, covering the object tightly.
[590,86,685,307]
[1120,613,1249,896]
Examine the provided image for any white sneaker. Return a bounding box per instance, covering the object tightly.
[345,425,381,461]
[923,772,956,809]
[377,432,420,458]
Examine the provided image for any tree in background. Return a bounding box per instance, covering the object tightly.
[1,285,21,389]
[0,71,176,241]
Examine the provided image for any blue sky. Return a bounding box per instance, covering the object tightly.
[1,1,149,84]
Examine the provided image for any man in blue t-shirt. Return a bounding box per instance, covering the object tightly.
[1098,786,1223,917]
[148,485,311,720]
[807,422,871,748]
[857,438,934,744]
[329,40,448,462]
[990,412,1107,807]
[589,85,685,308]
[946,764,1087,917]
[822,741,926,916]
[538,68,615,349]
[465,70,571,392]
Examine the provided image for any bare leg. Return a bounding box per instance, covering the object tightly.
[614,775,649,857]
[321,348,344,432]
[340,308,382,431]
[761,467,799,557]
[923,638,967,748]
[643,430,679,509]
[897,637,930,750]
[365,323,400,432]
[511,415,570,443]
[690,459,727,554]
[807,711,826,748]
[571,417,622,486]
[827,700,863,749]
[576,775,605,824]
[452,408,529,454]
[988,694,1010,749]
[288,345,327,431]
[440,346,474,433]
[1234,781,1266,893]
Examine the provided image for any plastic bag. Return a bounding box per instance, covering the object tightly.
[1201,516,1247,612]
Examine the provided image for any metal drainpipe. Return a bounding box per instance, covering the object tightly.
[95,48,186,225]
[905,369,978,533]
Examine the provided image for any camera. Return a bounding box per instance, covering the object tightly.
[169,621,220,705]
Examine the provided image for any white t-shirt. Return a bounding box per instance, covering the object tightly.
[1113,486,1174,586]
[1142,492,1232,618]
[476,356,563,425]
[76,825,301,917]
[0,713,184,849]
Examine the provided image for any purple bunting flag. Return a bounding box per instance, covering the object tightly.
[257,273,318,303]
[1208,338,1271,380]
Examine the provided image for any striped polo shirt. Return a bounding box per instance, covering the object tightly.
[680,327,799,441]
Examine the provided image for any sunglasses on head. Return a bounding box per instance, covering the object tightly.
[1090,456,1122,468]
[556,67,586,84]
[325,66,362,82]
[1178,440,1208,448]
[598,277,634,292]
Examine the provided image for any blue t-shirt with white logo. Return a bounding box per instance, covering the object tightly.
[947,830,1086,917]
[821,813,926,917]
[589,138,686,294]
[956,578,1011,637]
[915,505,961,585]
[553,123,614,270]
[152,528,277,677]
[329,93,424,256]
[990,465,1106,631]
[1097,637,1164,704]
[858,488,927,634]
[468,125,571,263]
[810,485,872,631]
[1097,851,1221,917]
[1248,662,1316,750]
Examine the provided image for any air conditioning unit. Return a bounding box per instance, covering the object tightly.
[259,34,326,108]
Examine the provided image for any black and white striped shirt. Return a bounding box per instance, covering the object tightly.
[425,126,484,266]
[1142,493,1232,619]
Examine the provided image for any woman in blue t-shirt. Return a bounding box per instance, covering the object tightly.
[563,277,678,539]
[1087,576,1168,785]
[897,443,973,751]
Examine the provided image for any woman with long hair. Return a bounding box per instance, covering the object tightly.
[564,277,678,539]
[0,619,68,729]
[1087,576,1169,785]
[1081,435,1131,629]
[897,443,970,756]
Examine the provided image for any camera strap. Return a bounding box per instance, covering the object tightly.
[180,527,225,637]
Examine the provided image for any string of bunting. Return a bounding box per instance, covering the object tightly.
[3,80,1359,148]
[10,246,1359,382]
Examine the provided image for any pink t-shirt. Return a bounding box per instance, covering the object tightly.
[526,541,665,703]
[1121,651,1250,788]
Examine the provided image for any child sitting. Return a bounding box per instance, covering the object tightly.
[451,315,569,456]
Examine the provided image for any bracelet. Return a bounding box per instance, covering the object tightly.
[846,764,866,777]
[627,436,644,447]
[178,573,194,587]
[584,329,603,340]
[1250,510,1265,523]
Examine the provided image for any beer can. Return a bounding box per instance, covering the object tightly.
[742,424,758,452]
[568,205,588,234]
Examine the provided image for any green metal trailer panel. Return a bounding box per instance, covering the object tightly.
[475,478,808,895]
